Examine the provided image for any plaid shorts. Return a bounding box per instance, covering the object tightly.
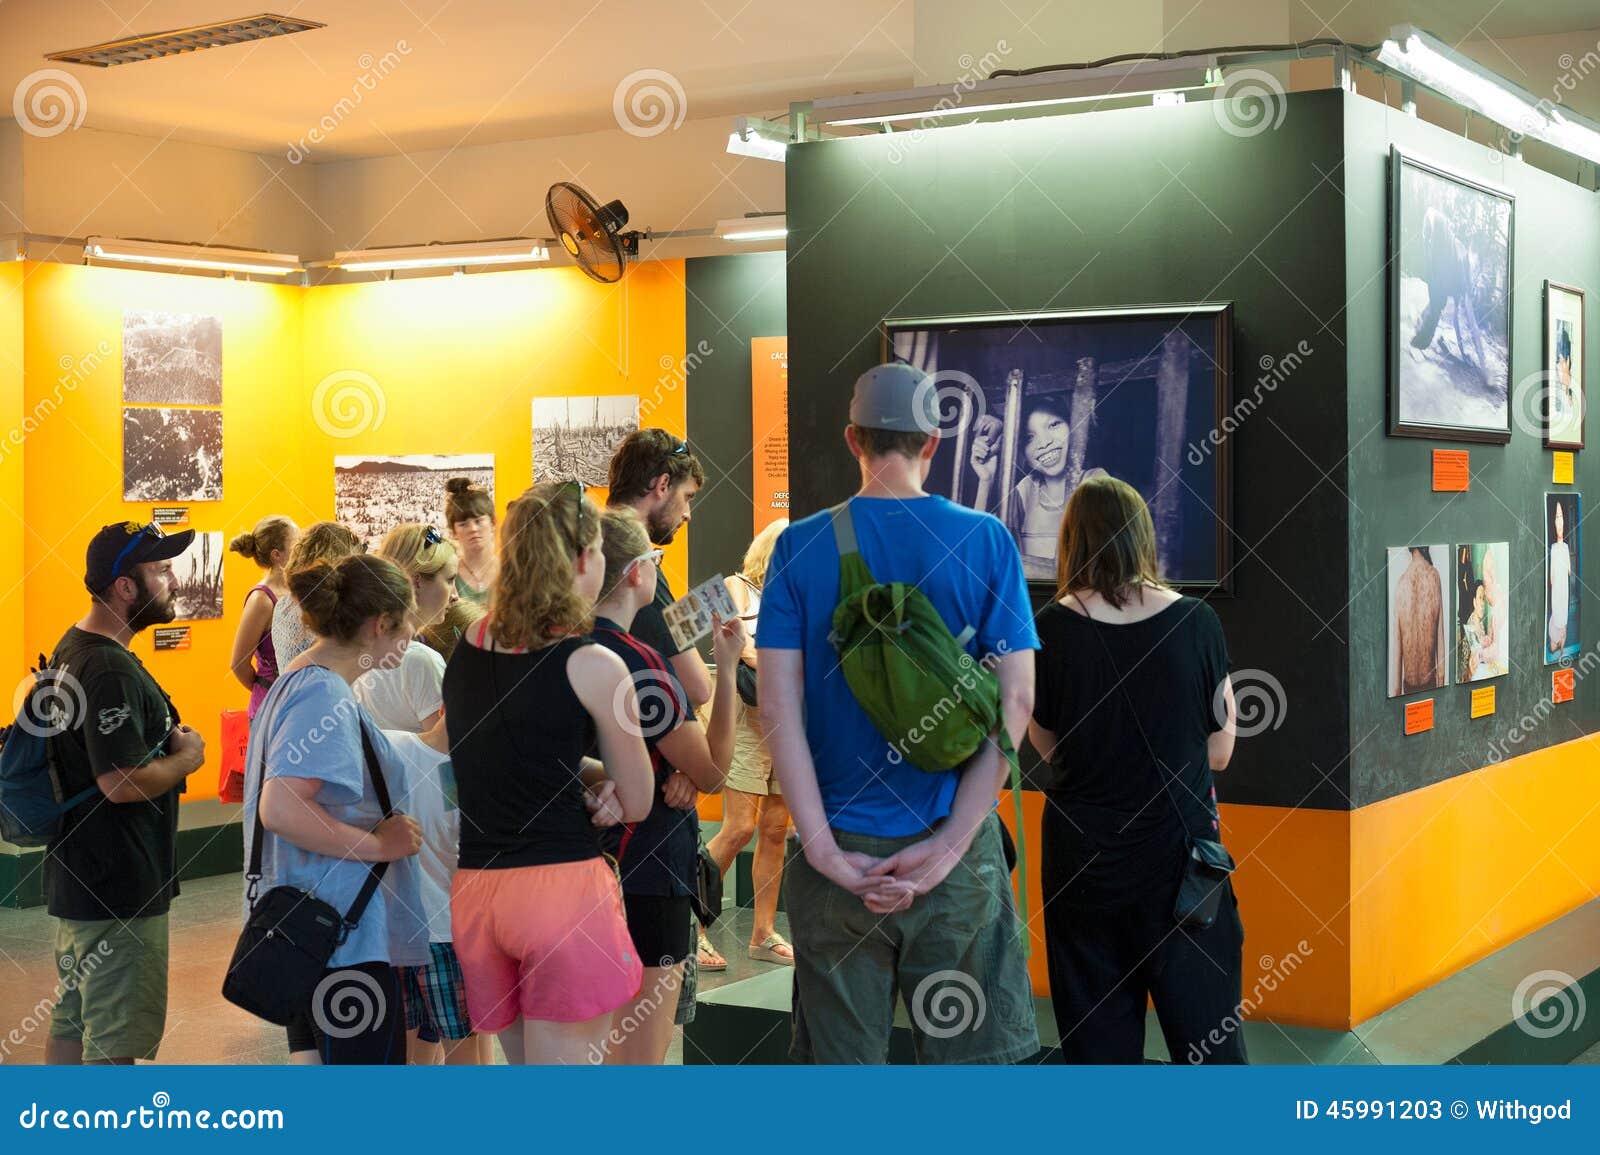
[400,941,474,1042]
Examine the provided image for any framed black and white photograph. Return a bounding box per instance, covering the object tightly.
[171,531,224,621]
[122,310,223,406]
[1545,281,1585,450]
[123,407,223,502]
[884,304,1232,591]
[1389,148,1514,443]
[531,395,639,487]
[334,453,495,551]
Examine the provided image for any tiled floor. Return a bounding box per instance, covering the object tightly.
[0,872,789,1065]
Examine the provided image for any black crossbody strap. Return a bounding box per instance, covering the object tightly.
[246,667,392,934]
[1075,594,1206,841]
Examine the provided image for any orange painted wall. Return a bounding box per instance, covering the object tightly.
[301,262,689,592]
[1349,732,1600,1024]
[1,262,23,702]
[22,263,305,802]
[17,260,686,803]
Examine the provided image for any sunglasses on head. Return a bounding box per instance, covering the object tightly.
[109,522,166,582]
[626,547,665,573]
[422,525,444,548]
[564,480,586,550]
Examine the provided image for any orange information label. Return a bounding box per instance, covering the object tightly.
[1404,698,1434,735]
[1553,452,1574,485]
[1553,668,1576,704]
[1470,685,1495,719]
[1432,450,1469,492]
[751,337,789,537]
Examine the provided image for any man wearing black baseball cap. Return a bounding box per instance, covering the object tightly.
[42,521,207,1064]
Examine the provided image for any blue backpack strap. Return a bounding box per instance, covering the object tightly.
[829,501,858,557]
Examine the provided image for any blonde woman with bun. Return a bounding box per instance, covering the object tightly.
[443,481,654,1065]
[227,516,298,719]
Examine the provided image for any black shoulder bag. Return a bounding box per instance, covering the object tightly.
[222,677,395,1026]
[1078,596,1236,930]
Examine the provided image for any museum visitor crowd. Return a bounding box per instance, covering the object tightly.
[27,361,1244,1066]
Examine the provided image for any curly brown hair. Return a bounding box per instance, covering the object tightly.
[490,481,601,648]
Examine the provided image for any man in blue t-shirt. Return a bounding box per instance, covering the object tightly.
[757,362,1041,1064]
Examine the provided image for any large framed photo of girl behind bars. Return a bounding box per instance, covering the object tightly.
[883,303,1233,593]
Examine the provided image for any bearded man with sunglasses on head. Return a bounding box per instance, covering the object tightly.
[42,521,207,1064]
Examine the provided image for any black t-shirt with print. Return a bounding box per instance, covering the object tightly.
[43,626,183,921]
[1032,597,1229,909]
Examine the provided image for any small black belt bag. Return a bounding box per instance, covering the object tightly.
[222,677,393,1025]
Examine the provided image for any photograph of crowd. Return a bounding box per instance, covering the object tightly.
[123,406,224,502]
[532,395,639,487]
[122,310,224,406]
[334,454,495,550]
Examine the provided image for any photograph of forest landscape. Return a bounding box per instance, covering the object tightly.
[171,531,224,621]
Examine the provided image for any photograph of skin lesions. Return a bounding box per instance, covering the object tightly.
[1387,545,1450,698]
[1456,541,1510,682]
[1546,493,1581,666]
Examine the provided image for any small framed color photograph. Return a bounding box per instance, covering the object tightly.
[1544,281,1585,450]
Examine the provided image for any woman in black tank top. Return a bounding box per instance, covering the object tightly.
[442,481,653,1065]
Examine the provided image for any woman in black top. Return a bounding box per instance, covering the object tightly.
[442,481,653,1065]
[1027,475,1245,1064]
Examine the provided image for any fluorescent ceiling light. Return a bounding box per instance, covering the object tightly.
[48,14,325,68]
[85,236,301,276]
[333,240,551,271]
[814,57,1215,128]
[823,83,1214,127]
[715,216,787,242]
[727,116,788,162]
[1375,26,1600,164]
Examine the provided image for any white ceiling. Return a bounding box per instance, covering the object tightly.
[0,0,918,158]
[3,1,1599,163]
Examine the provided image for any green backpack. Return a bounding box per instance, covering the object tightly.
[826,501,1030,952]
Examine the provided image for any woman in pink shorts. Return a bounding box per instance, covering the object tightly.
[442,481,654,1064]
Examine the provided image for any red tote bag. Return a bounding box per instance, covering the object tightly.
[217,709,250,803]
